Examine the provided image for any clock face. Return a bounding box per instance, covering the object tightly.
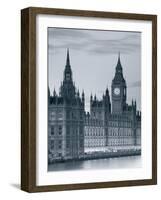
[114,87,120,95]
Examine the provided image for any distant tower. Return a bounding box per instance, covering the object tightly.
[60,49,76,98]
[48,49,85,162]
[90,87,111,120]
[103,87,111,116]
[82,90,85,107]
[111,53,127,114]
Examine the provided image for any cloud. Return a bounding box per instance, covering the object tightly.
[48,27,91,39]
[48,28,141,56]
[129,81,141,88]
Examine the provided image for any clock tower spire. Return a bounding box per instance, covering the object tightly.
[111,53,127,114]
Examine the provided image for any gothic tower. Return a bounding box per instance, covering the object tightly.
[48,49,84,162]
[111,53,127,114]
[60,49,76,99]
[90,87,111,123]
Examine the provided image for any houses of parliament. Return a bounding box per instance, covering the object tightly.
[48,49,141,161]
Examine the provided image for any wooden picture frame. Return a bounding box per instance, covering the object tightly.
[21,7,157,192]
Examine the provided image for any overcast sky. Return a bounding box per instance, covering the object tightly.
[48,27,141,112]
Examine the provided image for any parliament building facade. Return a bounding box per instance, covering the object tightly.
[48,50,141,161]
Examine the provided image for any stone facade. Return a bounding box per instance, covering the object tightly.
[48,50,141,162]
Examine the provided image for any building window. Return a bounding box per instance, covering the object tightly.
[58,140,62,149]
[80,128,83,136]
[66,73,70,79]
[66,140,70,148]
[57,111,62,120]
[72,112,74,119]
[124,88,126,95]
[50,111,55,120]
[50,140,54,150]
[67,126,70,135]
[80,112,83,119]
[58,125,62,135]
[51,125,55,135]
[67,111,70,119]
[58,153,62,157]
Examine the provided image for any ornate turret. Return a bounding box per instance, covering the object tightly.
[77,89,80,97]
[48,87,50,98]
[82,90,85,100]
[64,49,72,82]
[102,87,111,114]
[105,87,109,97]
[112,52,125,84]
[90,93,93,102]
[60,49,76,99]
[94,94,97,101]
[48,87,51,104]
[82,90,85,106]
[53,88,56,97]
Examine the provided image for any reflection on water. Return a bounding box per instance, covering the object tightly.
[48,155,141,172]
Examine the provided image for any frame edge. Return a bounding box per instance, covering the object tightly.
[21,8,30,192]
[152,15,157,185]
[21,7,157,192]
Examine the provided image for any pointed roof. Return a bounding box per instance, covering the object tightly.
[48,87,50,97]
[66,48,70,66]
[53,88,56,96]
[112,52,125,84]
[77,89,80,97]
[65,48,71,71]
[60,49,76,99]
[90,93,93,101]
[63,48,73,81]
[105,87,109,96]
[116,52,122,71]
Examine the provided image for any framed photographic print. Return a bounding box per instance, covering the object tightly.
[21,7,157,192]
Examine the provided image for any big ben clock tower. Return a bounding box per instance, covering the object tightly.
[111,53,127,114]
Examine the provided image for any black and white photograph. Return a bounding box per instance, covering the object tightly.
[21,7,157,192]
[47,27,142,172]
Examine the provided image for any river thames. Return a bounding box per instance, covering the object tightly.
[48,155,141,171]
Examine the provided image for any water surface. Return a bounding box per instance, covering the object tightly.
[48,155,141,171]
